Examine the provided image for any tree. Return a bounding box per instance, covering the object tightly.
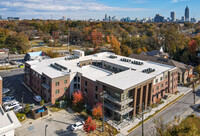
[24,103,30,114]
[84,117,96,133]
[188,40,197,56]
[5,33,30,53]
[72,90,83,106]
[92,103,102,119]
[40,99,44,106]
[194,65,200,75]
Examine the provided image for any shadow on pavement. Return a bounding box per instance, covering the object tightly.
[55,129,78,136]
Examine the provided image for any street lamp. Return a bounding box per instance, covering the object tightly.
[100,91,107,133]
[45,125,48,136]
[21,91,25,109]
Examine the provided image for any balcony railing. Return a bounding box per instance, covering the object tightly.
[105,93,133,106]
[41,83,50,90]
[104,103,133,116]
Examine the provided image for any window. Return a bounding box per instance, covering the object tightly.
[64,80,67,84]
[165,75,168,79]
[156,86,159,90]
[85,81,87,86]
[95,94,98,100]
[55,82,59,86]
[78,77,80,82]
[165,81,168,85]
[85,88,87,93]
[78,84,80,89]
[64,87,67,92]
[74,77,77,82]
[155,79,158,83]
[161,84,163,87]
[55,89,60,94]
[74,84,76,89]
[95,86,98,92]
[160,77,163,81]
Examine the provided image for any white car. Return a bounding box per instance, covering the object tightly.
[4,102,20,111]
[3,99,17,106]
[34,95,42,102]
[2,88,11,94]
[71,121,85,131]
[13,105,23,113]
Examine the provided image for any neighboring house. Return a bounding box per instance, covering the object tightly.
[0,105,21,136]
[24,50,178,121]
[24,51,46,61]
[145,47,170,59]
[129,53,194,85]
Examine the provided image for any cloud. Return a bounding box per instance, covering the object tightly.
[171,0,189,3]
[0,0,152,13]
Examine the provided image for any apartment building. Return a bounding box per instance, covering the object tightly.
[24,50,178,121]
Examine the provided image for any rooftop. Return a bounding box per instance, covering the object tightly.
[27,52,175,89]
[0,105,21,135]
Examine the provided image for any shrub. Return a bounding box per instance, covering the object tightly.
[16,113,26,122]
[40,100,44,106]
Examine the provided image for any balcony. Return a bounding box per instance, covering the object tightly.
[41,83,50,90]
[105,94,133,106]
[104,103,133,116]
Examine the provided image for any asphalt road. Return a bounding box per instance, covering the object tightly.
[0,69,37,105]
[128,86,200,136]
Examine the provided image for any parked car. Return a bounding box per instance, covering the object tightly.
[4,102,20,111]
[34,95,42,102]
[3,99,18,106]
[2,96,15,102]
[13,105,23,113]
[71,121,85,131]
[2,88,11,94]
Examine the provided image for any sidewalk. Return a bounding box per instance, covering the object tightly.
[116,86,192,136]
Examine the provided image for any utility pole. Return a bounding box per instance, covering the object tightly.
[193,81,196,105]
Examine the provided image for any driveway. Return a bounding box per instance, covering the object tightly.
[15,109,86,136]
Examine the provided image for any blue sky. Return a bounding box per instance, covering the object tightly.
[0,0,199,20]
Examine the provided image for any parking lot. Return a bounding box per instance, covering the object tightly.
[15,109,86,136]
[0,69,37,106]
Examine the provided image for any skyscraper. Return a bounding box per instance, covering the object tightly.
[170,12,176,22]
[185,6,189,22]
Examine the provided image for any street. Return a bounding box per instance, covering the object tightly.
[128,86,200,136]
[0,69,37,105]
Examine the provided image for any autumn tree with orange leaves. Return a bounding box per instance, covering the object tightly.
[84,117,96,133]
[87,29,103,46]
[92,103,102,119]
[188,40,197,56]
[72,90,83,106]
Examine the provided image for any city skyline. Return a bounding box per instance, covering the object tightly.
[0,0,199,20]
